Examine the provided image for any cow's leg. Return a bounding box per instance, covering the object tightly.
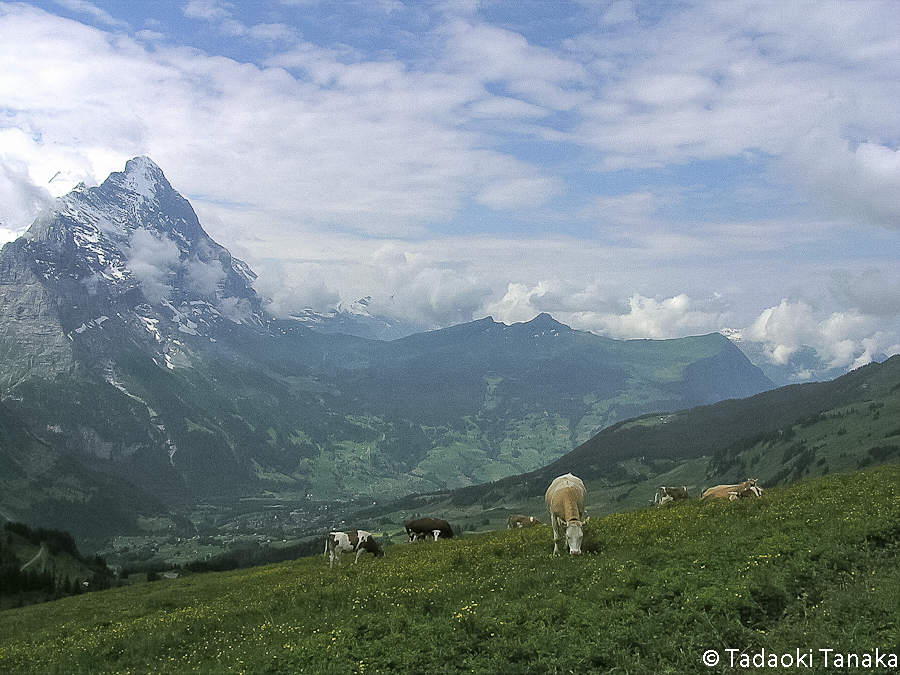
[550,512,561,555]
[432,529,440,541]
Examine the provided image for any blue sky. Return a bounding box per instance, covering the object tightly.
[1,0,900,380]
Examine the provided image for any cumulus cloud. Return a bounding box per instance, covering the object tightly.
[484,282,552,325]
[218,296,253,323]
[3,0,900,381]
[124,228,181,304]
[0,159,53,239]
[485,284,728,340]
[185,256,226,298]
[744,298,898,373]
[358,244,491,327]
[376,266,489,328]
[573,294,725,340]
[251,260,342,318]
[246,240,490,328]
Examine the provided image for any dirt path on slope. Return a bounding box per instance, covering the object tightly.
[20,542,47,572]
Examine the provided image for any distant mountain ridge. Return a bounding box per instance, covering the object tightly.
[0,157,775,544]
[371,354,900,534]
[289,297,427,341]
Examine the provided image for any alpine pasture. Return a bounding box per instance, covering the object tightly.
[1,464,899,674]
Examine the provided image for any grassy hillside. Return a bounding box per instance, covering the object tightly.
[377,355,900,530]
[90,355,900,581]
[0,522,114,610]
[2,463,899,674]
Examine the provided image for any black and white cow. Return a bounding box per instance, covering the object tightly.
[325,530,384,568]
[404,517,453,542]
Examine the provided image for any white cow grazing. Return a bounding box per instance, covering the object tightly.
[325,530,384,568]
[545,473,589,555]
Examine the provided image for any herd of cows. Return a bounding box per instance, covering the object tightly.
[324,474,765,565]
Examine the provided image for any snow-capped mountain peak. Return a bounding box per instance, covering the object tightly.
[118,156,163,200]
[2,157,266,377]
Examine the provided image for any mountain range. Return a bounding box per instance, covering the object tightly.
[362,352,900,538]
[0,157,776,545]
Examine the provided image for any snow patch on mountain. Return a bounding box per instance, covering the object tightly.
[290,296,426,341]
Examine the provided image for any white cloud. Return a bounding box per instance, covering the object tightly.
[2,0,900,381]
[124,228,181,304]
[476,173,563,211]
[573,294,725,340]
[355,244,491,327]
[219,296,253,323]
[829,269,900,318]
[485,283,729,340]
[185,256,226,298]
[0,158,53,237]
[485,282,552,325]
[784,135,900,229]
[569,0,900,171]
[53,0,129,29]
[251,259,342,318]
[439,18,585,110]
[744,298,899,372]
[182,0,297,42]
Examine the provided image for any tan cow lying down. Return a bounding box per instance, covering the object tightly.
[654,486,690,506]
[545,473,589,555]
[325,530,384,568]
[507,514,543,529]
[702,479,764,501]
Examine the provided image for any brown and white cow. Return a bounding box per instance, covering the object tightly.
[654,486,690,506]
[701,479,763,501]
[545,473,589,555]
[325,530,384,568]
[404,517,453,542]
[731,482,765,500]
[507,514,543,529]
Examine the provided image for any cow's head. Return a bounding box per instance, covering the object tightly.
[562,518,588,555]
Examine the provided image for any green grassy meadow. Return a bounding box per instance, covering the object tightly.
[2,463,900,674]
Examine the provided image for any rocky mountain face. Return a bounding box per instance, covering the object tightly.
[0,158,775,543]
[0,157,263,382]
